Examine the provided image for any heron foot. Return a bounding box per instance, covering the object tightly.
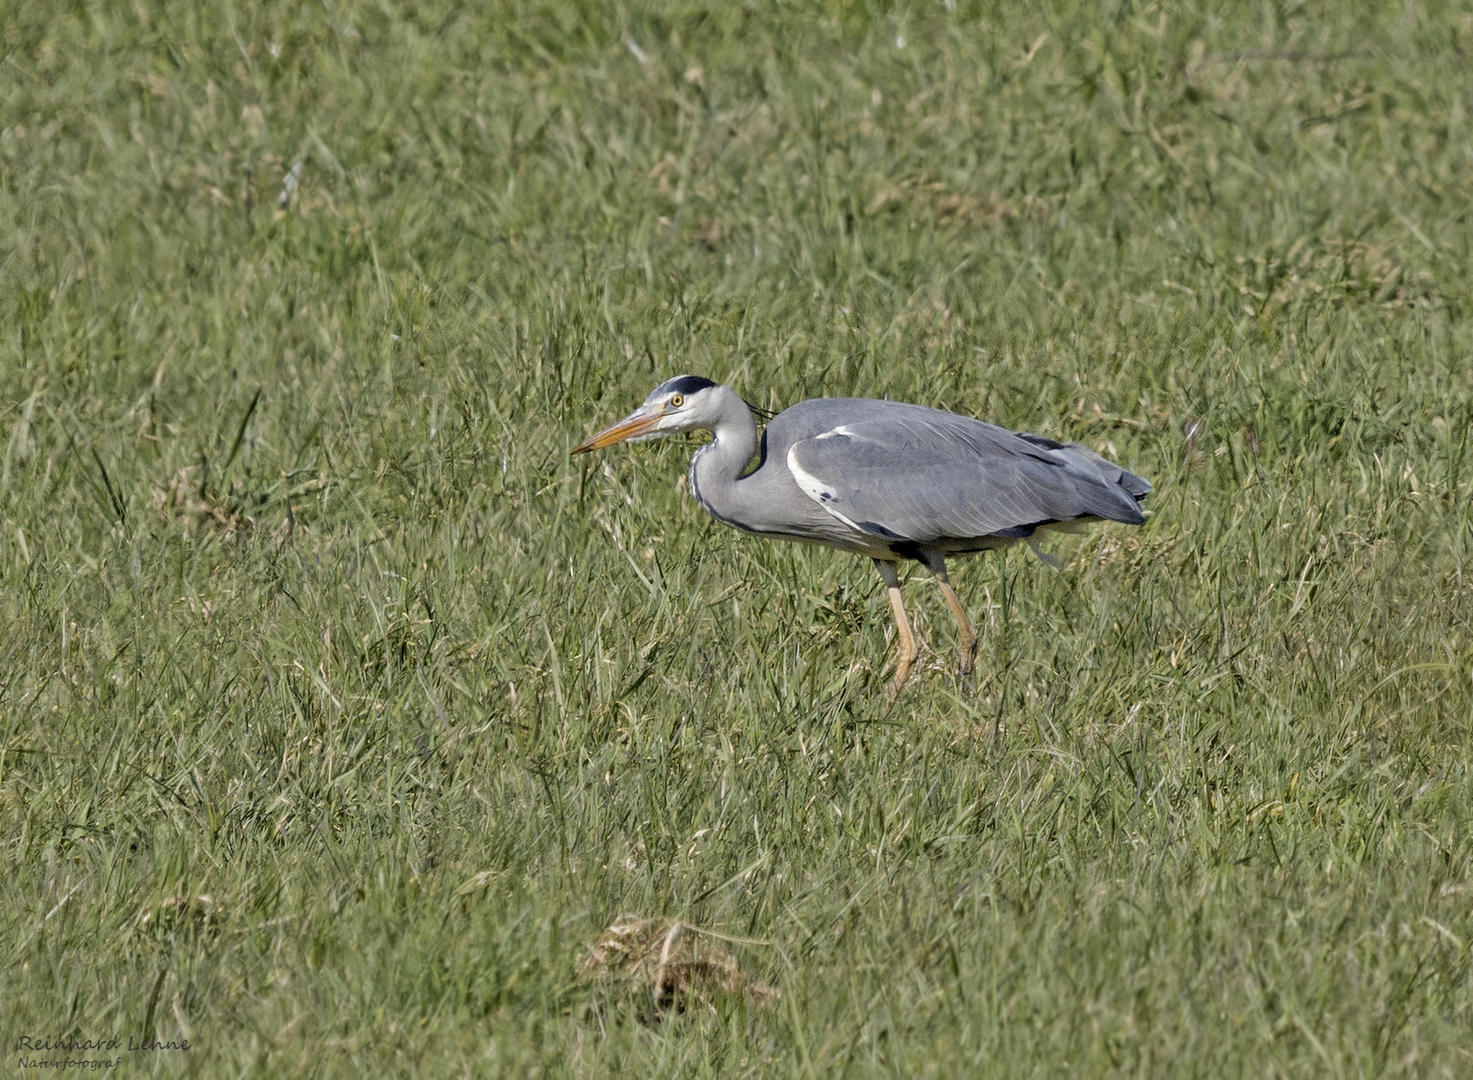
[957,631,978,680]
[957,652,979,697]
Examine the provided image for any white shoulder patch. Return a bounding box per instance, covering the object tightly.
[814,425,855,440]
[787,443,865,533]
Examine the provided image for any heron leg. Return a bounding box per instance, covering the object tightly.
[923,557,978,679]
[873,559,918,700]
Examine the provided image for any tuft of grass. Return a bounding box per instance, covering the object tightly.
[577,916,778,1019]
[3,0,1472,1075]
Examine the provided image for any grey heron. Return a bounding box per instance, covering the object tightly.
[573,376,1151,698]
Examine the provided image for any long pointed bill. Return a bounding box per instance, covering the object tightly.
[571,404,664,454]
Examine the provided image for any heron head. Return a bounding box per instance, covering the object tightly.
[571,375,723,453]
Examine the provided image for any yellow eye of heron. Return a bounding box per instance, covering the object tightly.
[669,394,684,408]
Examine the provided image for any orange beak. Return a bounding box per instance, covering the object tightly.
[571,404,664,454]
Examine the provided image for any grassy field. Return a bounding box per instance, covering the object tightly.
[4,0,1473,1074]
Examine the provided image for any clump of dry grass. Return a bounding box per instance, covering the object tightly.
[1235,236,1435,318]
[151,466,296,543]
[132,894,221,943]
[865,178,1037,230]
[577,917,778,1015]
[152,466,250,536]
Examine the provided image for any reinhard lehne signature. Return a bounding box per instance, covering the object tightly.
[17,1034,191,1070]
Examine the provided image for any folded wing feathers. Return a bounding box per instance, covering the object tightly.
[789,415,1149,544]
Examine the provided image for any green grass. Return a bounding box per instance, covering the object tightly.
[4,0,1473,1074]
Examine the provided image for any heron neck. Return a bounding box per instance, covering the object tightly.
[688,403,761,526]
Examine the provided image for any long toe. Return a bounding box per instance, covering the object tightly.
[958,630,977,679]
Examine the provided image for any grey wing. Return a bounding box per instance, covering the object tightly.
[786,415,1149,544]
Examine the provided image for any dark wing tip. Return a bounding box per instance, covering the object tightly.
[989,524,1038,539]
[1120,469,1152,500]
